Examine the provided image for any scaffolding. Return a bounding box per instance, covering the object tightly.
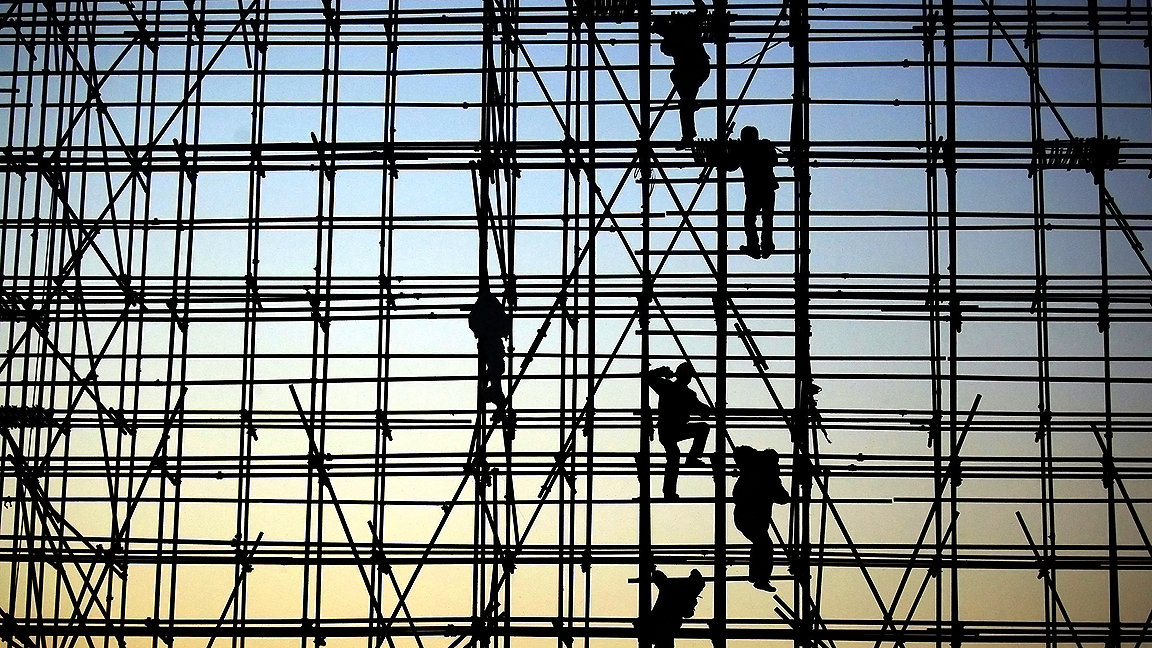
[1,1,1151,647]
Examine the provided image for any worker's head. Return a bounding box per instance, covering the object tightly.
[734,445,757,471]
[651,15,671,37]
[688,569,705,594]
[736,445,779,470]
[674,361,695,382]
[740,125,759,142]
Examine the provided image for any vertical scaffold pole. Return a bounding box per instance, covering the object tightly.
[558,3,573,636]
[713,0,729,645]
[582,5,597,646]
[942,0,960,643]
[476,0,496,637]
[502,5,519,642]
[372,0,401,640]
[639,0,654,645]
[922,0,947,641]
[789,0,814,643]
[1023,0,1057,643]
[920,1,946,641]
[1087,2,1119,645]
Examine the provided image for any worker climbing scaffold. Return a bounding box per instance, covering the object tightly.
[469,290,512,410]
[726,125,782,258]
[640,567,706,648]
[644,362,712,499]
[732,445,790,591]
[652,9,711,145]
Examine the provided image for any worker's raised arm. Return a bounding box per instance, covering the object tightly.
[643,366,674,394]
[651,568,668,587]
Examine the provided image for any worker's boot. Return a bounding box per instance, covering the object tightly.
[738,235,760,259]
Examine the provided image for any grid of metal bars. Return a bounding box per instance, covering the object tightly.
[1,1,1151,647]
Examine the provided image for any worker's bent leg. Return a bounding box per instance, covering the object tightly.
[686,422,709,459]
[660,435,681,497]
[678,106,696,141]
[761,190,776,251]
[673,73,702,141]
[481,339,505,379]
[743,195,760,250]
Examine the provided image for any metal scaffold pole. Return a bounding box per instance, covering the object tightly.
[787,0,814,642]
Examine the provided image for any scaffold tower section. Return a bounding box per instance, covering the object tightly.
[1,1,1150,648]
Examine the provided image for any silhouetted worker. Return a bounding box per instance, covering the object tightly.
[725,125,780,258]
[644,362,711,499]
[653,12,710,144]
[646,568,705,648]
[468,291,512,407]
[732,445,789,591]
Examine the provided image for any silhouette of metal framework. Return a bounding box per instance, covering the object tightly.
[1,1,1150,647]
